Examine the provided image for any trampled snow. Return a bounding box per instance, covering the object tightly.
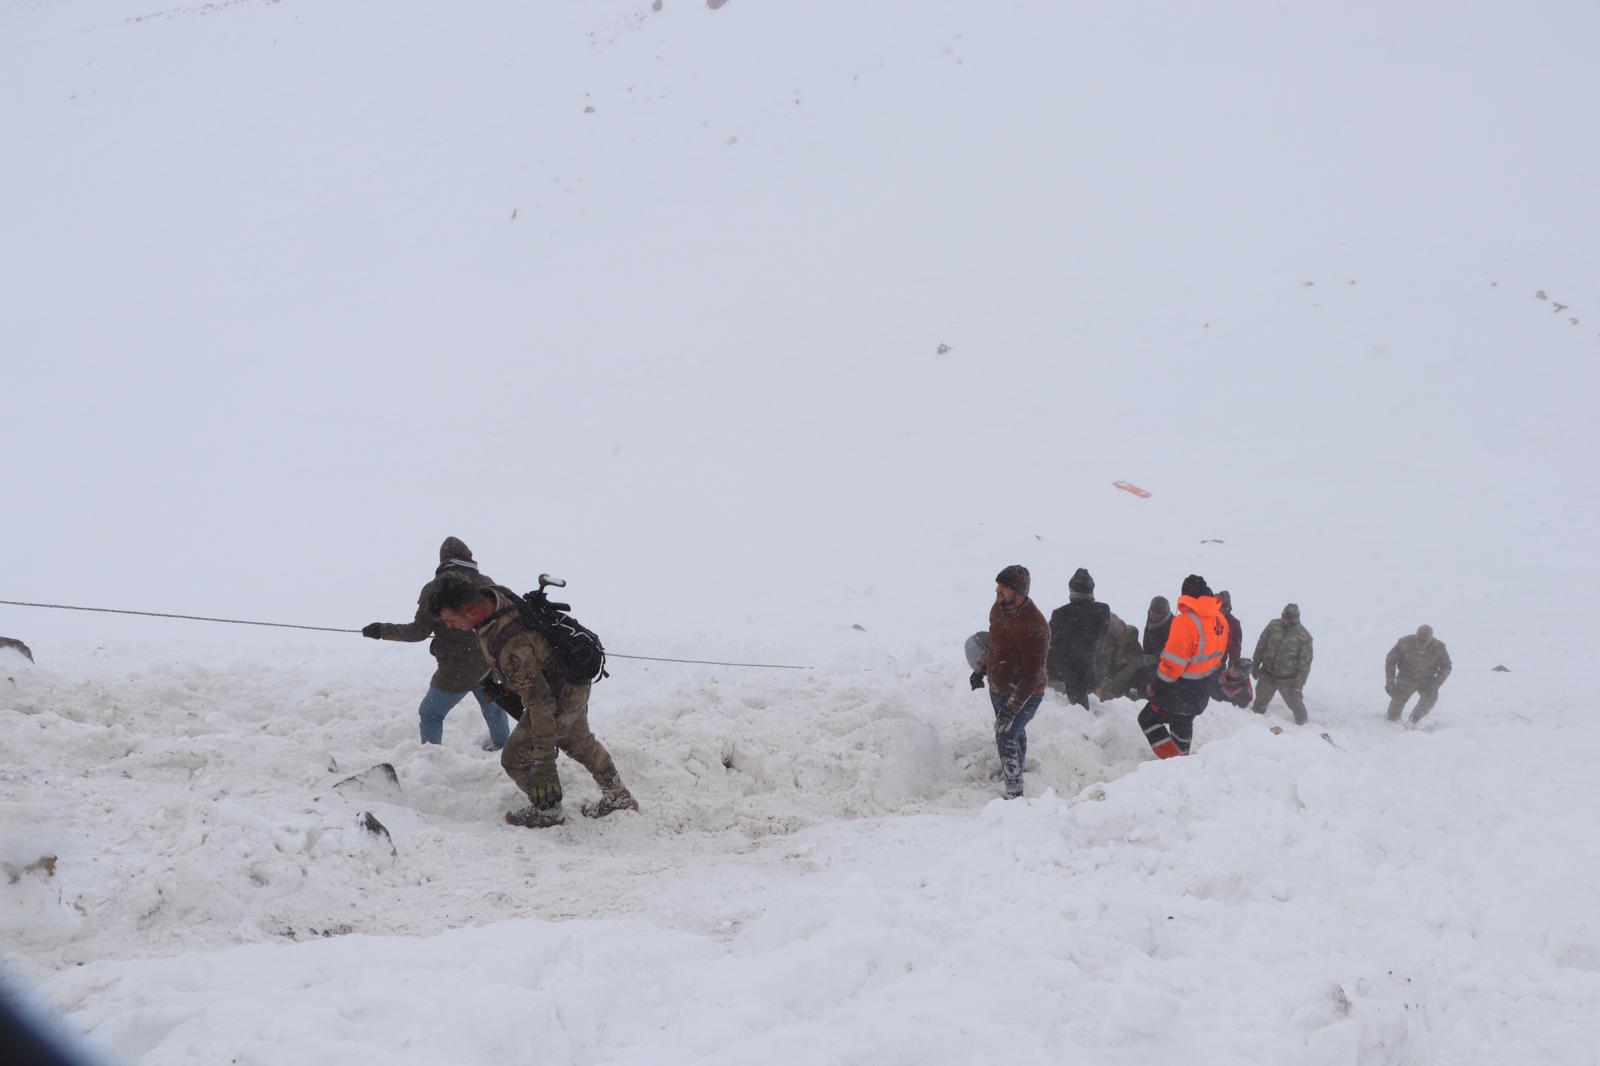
[3,0,1599,1063]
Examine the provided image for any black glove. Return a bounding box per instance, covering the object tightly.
[361,623,383,640]
[481,677,524,720]
[969,670,985,691]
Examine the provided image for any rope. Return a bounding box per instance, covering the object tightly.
[607,652,809,670]
[0,599,359,634]
[0,598,813,671]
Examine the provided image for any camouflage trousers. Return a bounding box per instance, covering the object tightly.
[1386,683,1439,724]
[1253,677,1308,725]
[501,683,621,799]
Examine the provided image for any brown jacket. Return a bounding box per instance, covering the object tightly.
[379,563,494,692]
[471,588,579,754]
[987,598,1050,710]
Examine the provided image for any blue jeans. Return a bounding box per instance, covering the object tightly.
[990,689,1042,797]
[418,685,510,748]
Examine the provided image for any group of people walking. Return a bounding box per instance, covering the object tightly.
[968,564,1453,798]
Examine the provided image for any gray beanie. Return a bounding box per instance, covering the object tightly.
[439,537,474,564]
[995,564,1031,597]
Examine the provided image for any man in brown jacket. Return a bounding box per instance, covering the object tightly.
[363,537,509,749]
[432,572,638,828]
[1385,625,1452,725]
[971,564,1050,799]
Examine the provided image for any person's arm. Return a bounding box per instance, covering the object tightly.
[1385,642,1401,689]
[497,632,559,751]
[1432,645,1452,690]
[379,595,434,643]
[1157,614,1195,684]
[1295,634,1314,687]
[1045,608,1068,682]
[1252,627,1269,677]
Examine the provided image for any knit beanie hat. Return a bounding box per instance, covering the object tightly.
[1181,574,1212,598]
[1282,603,1301,623]
[1148,596,1171,620]
[439,536,474,564]
[1068,568,1095,595]
[995,564,1031,597]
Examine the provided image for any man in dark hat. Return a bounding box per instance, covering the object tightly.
[1046,567,1110,709]
[972,565,1050,798]
[363,537,511,749]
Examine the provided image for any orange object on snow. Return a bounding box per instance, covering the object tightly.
[1112,480,1151,498]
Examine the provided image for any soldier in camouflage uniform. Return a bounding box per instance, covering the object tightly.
[431,573,638,828]
[1251,603,1313,724]
[1385,625,1452,725]
[1094,612,1149,701]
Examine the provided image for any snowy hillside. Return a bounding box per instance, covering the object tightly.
[3,0,1599,1063]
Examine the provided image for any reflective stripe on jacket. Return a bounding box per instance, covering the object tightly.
[1156,594,1228,683]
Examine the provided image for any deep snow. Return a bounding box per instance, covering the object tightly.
[3,0,1600,1063]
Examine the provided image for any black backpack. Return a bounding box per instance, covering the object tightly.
[496,577,608,687]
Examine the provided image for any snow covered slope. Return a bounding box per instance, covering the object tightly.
[2,0,1598,1063]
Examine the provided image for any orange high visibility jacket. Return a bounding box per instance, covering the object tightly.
[1156,594,1228,683]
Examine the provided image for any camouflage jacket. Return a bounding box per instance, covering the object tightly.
[470,588,578,754]
[1095,613,1149,694]
[1253,620,1313,686]
[1386,636,1452,690]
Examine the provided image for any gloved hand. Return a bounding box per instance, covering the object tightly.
[527,750,562,809]
[969,670,985,691]
[1250,665,1261,681]
[481,678,524,720]
[361,623,383,640]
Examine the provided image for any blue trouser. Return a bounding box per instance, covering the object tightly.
[418,685,510,748]
[990,689,1043,797]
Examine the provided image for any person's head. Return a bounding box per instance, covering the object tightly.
[1282,603,1301,625]
[1416,624,1434,646]
[1180,574,1212,599]
[439,536,473,564]
[995,564,1031,608]
[1068,567,1095,600]
[1148,596,1171,622]
[430,572,493,630]
[1218,590,1233,612]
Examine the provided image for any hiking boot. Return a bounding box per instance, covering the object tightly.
[580,787,640,819]
[505,802,565,828]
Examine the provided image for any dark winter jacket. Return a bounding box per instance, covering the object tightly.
[987,598,1050,712]
[1046,597,1110,683]
[1143,598,1173,657]
[379,560,495,692]
[1221,608,1243,671]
